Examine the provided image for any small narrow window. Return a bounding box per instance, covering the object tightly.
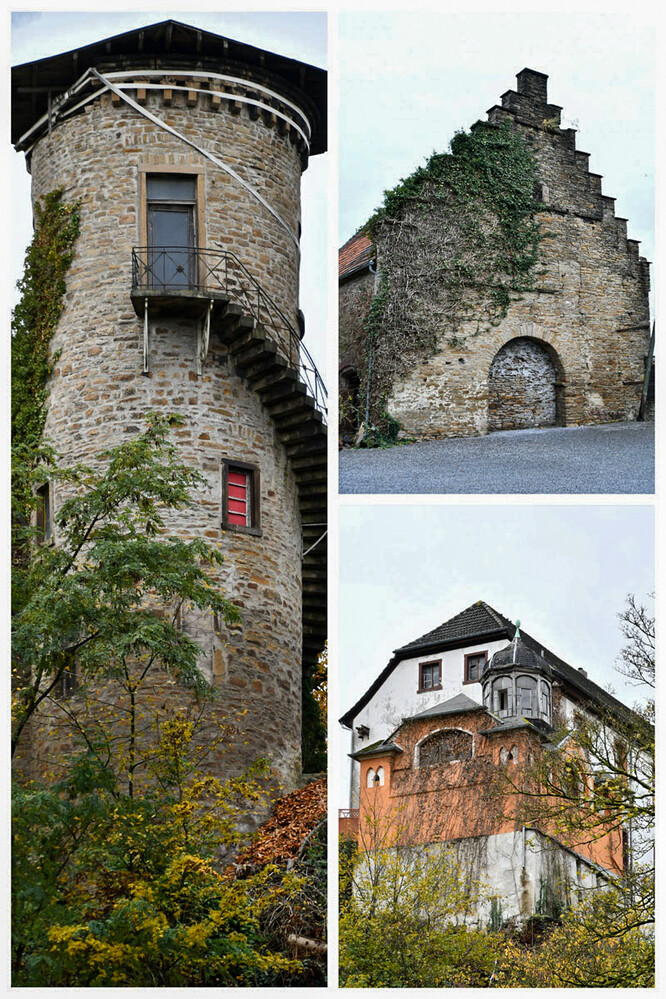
[516,675,538,717]
[222,460,261,535]
[418,660,442,693]
[464,651,487,683]
[493,676,513,717]
[54,660,77,699]
[366,768,376,788]
[35,482,52,543]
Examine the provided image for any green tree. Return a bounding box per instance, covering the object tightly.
[12,718,307,986]
[11,414,239,767]
[339,796,498,987]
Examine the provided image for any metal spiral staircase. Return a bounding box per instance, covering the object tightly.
[130,247,327,715]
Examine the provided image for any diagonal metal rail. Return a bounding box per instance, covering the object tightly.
[132,246,327,418]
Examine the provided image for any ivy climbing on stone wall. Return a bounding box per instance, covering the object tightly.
[11,189,80,533]
[12,189,80,449]
[358,120,543,438]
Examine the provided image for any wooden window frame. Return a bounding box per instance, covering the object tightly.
[463,650,488,684]
[418,659,442,694]
[138,165,206,252]
[221,459,262,536]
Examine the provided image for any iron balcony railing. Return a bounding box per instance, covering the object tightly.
[132,246,327,418]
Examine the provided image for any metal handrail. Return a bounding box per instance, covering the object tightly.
[132,246,327,418]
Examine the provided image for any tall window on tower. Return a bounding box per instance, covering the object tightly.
[146,174,197,289]
[222,460,261,535]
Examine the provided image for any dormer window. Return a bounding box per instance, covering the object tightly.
[418,660,442,693]
[464,651,487,683]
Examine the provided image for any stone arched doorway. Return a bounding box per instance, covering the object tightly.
[488,337,564,431]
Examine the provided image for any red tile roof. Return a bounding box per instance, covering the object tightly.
[339,232,375,281]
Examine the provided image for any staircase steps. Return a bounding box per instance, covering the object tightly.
[213,300,327,704]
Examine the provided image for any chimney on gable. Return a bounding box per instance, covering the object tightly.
[492,68,562,130]
[517,68,549,105]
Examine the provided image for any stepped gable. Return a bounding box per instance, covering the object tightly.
[486,68,649,284]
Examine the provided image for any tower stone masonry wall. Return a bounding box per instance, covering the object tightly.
[22,71,313,790]
[340,71,651,440]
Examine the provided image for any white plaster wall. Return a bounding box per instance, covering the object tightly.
[449,829,605,926]
[357,831,606,928]
[348,639,507,805]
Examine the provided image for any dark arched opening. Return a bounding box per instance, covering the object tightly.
[488,337,565,431]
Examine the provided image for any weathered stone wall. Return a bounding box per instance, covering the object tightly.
[339,267,374,434]
[341,71,651,440]
[22,79,309,789]
[30,86,303,331]
[339,267,375,375]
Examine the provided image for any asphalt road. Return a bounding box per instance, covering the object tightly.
[339,422,654,495]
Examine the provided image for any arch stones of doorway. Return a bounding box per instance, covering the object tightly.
[479,321,586,432]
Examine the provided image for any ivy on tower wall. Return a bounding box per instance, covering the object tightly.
[11,189,80,536]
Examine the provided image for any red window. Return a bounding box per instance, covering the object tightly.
[222,460,260,533]
[227,468,250,526]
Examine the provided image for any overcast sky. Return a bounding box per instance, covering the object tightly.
[339,11,654,275]
[335,503,654,805]
[9,10,328,380]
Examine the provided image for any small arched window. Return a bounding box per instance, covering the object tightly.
[366,768,376,788]
[516,675,538,717]
[499,747,509,765]
[375,766,385,787]
[419,729,473,767]
[493,676,513,717]
[509,745,519,765]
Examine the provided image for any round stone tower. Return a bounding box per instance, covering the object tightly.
[12,20,327,789]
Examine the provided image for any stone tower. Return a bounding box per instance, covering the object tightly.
[339,69,651,440]
[12,20,327,789]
